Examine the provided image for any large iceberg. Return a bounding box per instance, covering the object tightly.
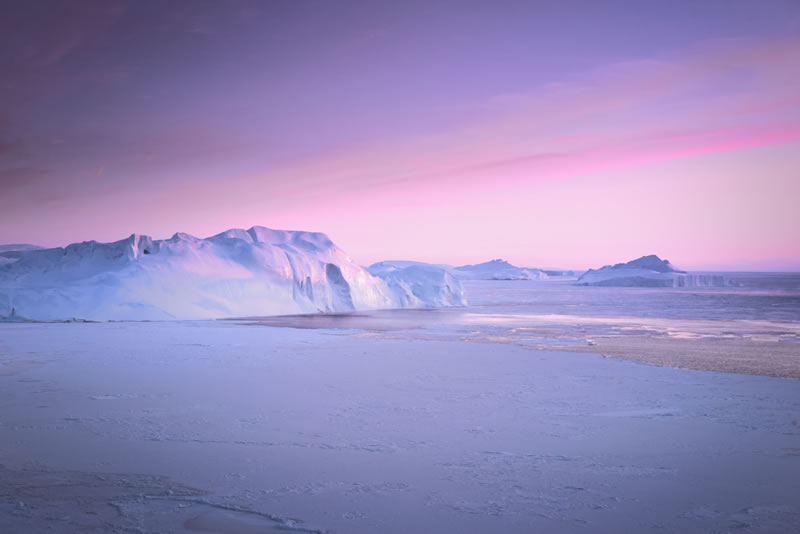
[578,255,726,287]
[0,227,464,321]
[453,259,548,280]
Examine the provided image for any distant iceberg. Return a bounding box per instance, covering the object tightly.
[0,244,43,253]
[578,255,727,287]
[367,261,466,308]
[0,227,464,321]
[453,259,548,280]
[0,244,43,266]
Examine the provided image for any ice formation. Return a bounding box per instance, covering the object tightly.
[0,244,42,266]
[0,244,42,252]
[578,255,726,287]
[366,261,466,307]
[453,259,548,280]
[0,227,464,321]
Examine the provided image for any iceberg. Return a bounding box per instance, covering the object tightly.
[578,255,727,287]
[367,261,466,307]
[0,227,464,321]
[0,244,42,252]
[453,259,548,280]
[0,244,43,266]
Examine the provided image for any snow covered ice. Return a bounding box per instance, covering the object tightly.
[0,227,465,321]
[1,278,799,533]
[452,258,549,280]
[369,258,550,282]
[578,254,727,287]
[365,261,466,308]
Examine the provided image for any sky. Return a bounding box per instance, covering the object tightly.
[1,0,799,270]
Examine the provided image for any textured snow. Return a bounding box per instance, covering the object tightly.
[579,255,726,287]
[454,259,549,280]
[1,280,799,533]
[0,227,463,321]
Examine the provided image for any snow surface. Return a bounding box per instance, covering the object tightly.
[0,227,464,321]
[578,254,726,287]
[1,281,798,533]
[454,258,549,280]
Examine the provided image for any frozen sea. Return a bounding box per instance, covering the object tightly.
[1,278,799,533]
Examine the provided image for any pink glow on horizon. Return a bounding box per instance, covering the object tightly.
[240,37,800,190]
[2,36,799,271]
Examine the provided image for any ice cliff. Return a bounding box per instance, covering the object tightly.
[0,227,465,321]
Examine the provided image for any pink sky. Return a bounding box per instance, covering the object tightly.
[2,10,799,270]
[143,38,800,269]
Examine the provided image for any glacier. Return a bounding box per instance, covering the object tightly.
[578,255,727,287]
[0,227,465,321]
